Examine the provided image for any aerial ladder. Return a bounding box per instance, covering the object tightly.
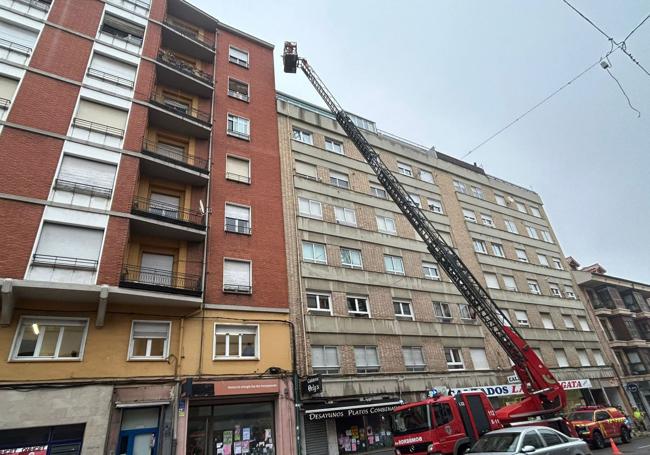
[282,42,566,423]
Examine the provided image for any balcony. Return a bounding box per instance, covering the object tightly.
[148,90,211,138]
[87,68,134,89]
[157,50,212,85]
[106,0,149,15]
[26,254,97,285]
[0,98,10,110]
[3,0,51,19]
[120,264,202,296]
[161,17,214,61]
[131,196,205,230]
[163,18,213,49]
[70,118,124,147]
[0,37,32,64]
[141,139,208,174]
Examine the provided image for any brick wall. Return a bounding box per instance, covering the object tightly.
[0,200,43,278]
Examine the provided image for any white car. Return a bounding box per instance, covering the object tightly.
[468,426,591,455]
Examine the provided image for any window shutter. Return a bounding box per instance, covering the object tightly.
[325,347,338,366]
[76,100,128,130]
[226,156,249,177]
[0,21,37,48]
[367,348,379,366]
[295,161,317,178]
[230,47,248,61]
[59,155,117,189]
[0,76,18,100]
[36,224,103,260]
[90,53,136,80]
[470,348,489,370]
[223,260,250,286]
[311,347,324,366]
[150,192,180,208]
[141,253,174,272]
[133,321,169,338]
[225,204,250,221]
[403,348,413,365]
[216,325,256,335]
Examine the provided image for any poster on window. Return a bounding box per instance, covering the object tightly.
[0,447,48,455]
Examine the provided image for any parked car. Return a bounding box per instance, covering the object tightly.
[468,426,591,454]
[567,405,632,449]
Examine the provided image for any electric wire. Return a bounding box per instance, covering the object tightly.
[605,67,641,117]
[623,14,650,42]
[562,0,613,40]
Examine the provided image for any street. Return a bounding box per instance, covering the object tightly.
[592,434,650,455]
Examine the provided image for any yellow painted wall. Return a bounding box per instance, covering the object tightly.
[126,234,188,276]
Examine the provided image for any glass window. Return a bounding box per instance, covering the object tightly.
[214,325,257,359]
[408,193,421,208]
[552,258,564,270]
[354,346,380,373]
[329,170,349,188]
[459,303,474,320]
[549,283,562,297]
[538,429,565,446]
[427,198,443,213]
[422,262,440,280]
[525,226,539,239]
[227,78,249,101]
[226,155,250,183]
[453,180,466,193]
[370,185,388,199]
[495,194,507,206]
[516,249,529,262]
[302,242,327,264]
[228,46,249,67]
[485,273,500,289]
[294,161,317,179]
[223,260,251,293]
[515,201,526,213]
[394,301,414,320]
[593,350,606,366]
[292,127,313,144]
[384,255,405,274]
[491,243,505,257]
[471,186,484,199]
[541,313,554,329]
[334,206,357,226]
[565,286,577,299]
[347,296,370,317]
[433,302,452,319]
[503,275,518,291]
[445,348,464,370]
[563,315,575,329]
[471,432,519,452]
[129,321,170,360]
[554,349,569,367]
[419,170,434,183]
[540,230,553,243]
[481,213,494,226]
[577,316,590,331]
[325,138,343,154]
[376,215,397,234]
[298,197,322,218]
[504,219,518,234]
[403,347,425,371]
[311,345,339,374]
[340,248,363,269]
[13,318,87,360]
[227,114,250,139]
[470,348,489,370]
[537,254,549,267]
[530,206,542,218]
[306,293,331,313]
[473,239,487,254]
[463,209,477,223]
[515,310,529,326]
[433,403,454,425]
[224,204,251,234]
[521,431,544,449]
[397,162,413,176]
[577,349,591,366]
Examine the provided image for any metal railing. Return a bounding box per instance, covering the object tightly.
[149,90,211,125]
[163,18,214,49]
[32,254,98,270]
[72,118,124,137]
[54,179,113,198]
[8,0,51,12]
[120,264,202,294]
[142,139,209,172]
[0,98,10,109]
[87,68,134,88]
[107,0,149,13]
[157,50,213,86]
[0,37,32,55]
[132,196,204,227]
[227,90,249,102]
[223,283,252,294]
[225,172,250,184]
[225,218,251,235]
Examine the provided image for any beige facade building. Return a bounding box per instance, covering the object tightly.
[277,92,624,454]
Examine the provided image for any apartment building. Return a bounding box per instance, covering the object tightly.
[277,92,623,454]
[571,259,650,416]
[0,1,292,454]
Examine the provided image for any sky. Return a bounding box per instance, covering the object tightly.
[194,0,650,282]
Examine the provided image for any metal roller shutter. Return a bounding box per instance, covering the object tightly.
[304,418,329,455]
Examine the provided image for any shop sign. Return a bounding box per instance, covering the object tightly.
[449,379,592,398]
[627,383,639,393]
[214,379,280,396]
[301,375,322,395]
[0,447,48,455]
[507,375,520,384]
[306,402,401,421]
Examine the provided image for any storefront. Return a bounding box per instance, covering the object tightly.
[302,399,400,454]
[0,423,85,454]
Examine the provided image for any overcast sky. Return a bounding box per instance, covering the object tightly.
[195,0,650,282]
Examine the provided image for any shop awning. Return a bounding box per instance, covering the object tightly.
[115,400,171,408]
[305,400,402,414]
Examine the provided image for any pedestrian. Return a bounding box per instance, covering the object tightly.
[632,406,647,432]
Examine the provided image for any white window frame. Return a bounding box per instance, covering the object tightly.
[552,258,564,270]
[540,230,553,243]
[370,185,388,199]
[445,348,465,370]
[473,239,488,254]
[394,300,414,320]
[471,186,484,199]
[453,180,466,193]
[515,310,529,327]
[530,206,542,218]
[10,316,89,361]
[562,315,575,329]
[554,348,569,367]
[354,346,380,373]
[577,316,590,331]
[340,247,363,269]
[311,345,340,374]
[128,320,171,360]
[515,248,529,262]
[503,275,518,292]
[347,295,370,318]
[376,215,397,235]
[564,286,577,300]
[427,198,443,214]
[549,283,562,297]
[537,254,549,267]
[459,303,474,320]
[422,262,440,280]
[324,137,344,154]
[227,77,250,102]
[495,194,507,206]
[384,255,405,275]
[408,193,421,208]
[485,273,500,289]
[225,154,251,184]
[491,243,505,258]
[504,219,518,234]
[433,301,452,319]
[419,170,434,183]
[302,241,327,264]
[298,197,323,219]
[292,127,313,144]
[525,226,539,239]
[226,113,250,140]
[463,209,477,223]
[528,280,541,295]
[329,170,349,188]
[576,349,591,367]
[481,213,494,227]
[515,201,527,213]
[306,292,332,314]
[213,323,259,360]
[593,350,606,366]
[224,202,251,235]
[403,346,426,372]
[541,313,555,329]
[222,258,252,294]
[228,45,249,67]
[397,162,413,177]
[334,206,357,226]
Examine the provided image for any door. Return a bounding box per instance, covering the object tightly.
[595,410,612,437]
[118,428,158,455]
[149,192,180,220]
[140,253,174,286]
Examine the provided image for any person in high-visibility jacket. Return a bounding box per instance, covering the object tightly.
[633,406,646,432]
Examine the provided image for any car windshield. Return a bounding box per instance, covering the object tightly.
[471,433,520,453]
[568,411,594,421]
[391,405,431,436]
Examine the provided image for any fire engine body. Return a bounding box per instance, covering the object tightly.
[281,42,567,455]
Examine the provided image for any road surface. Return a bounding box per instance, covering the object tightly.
[592,433,650,454]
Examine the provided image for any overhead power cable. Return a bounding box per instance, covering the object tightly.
[623,14,650,42]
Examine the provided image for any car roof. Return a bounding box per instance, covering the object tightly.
[483,426,559,435]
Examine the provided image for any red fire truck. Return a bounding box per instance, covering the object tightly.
[282,43,569,455]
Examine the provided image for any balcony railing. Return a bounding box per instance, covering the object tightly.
[72,118,125,137]
[225,172,251,184]
[54,179,113,199]
[149,91,211,125]
[223,283,252,294]
[87,68,134,88]
[8,0,51,12]
[132,196,205,229]
[120,264,202,296]
[32,254,98,271]
[228,90,249,102]
[0,37,32,56]
[142,139,209,173]
[163,18,214,49]
[0,98,10,109]
[225,218,251,235]
[157,50,213,86]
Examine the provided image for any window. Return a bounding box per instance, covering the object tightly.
[428,198,443,214]
[224,203,251,234]
[408,193,421,208]
[549,283,562,297]
[329,170,349,188]
[470,348,489,370]
[0,76,18,109]
[521,431,545,450]
[347,296,370,317]
[306,293,331,313]
[554,349,569,367]
[55,154,117,199]
[295,161,317,179]
[564,286,577,299]
[539,429,566,447]
[311,346,339,374]
[562,315,575,329]
[12,317,87,360]
[484,273,500,289]
[445,348,464,370]
[228,78,249,101]
[577,316,590,331]
[74,99,128,137]
[292,127,313,144]
[471,186,484,199]
[397,162,413,177]
[298,197,322,219]
[540,230,553,243]
[541,313,554,329]
[100,14,144,48]
[370,185,388,199]
[433,302,452,319]
[530,206,542,218]
[593,350,606,366]
[515,248,529,262]
[384,255,405,274]
[325,137,343,154]
[129,321,171,360]
[504,219,518,234]
[302,242,327,264]
[419,170,434,183]
[552,258,564,270]
[473,239,487,254]
[503,275,518,291]
[228,46,249,67]
[394,301,414,320]
[463,209,477,223]
[376,215,396,234]
[495,194,507,206]
[528,280,541,295]
[577,349,591,366]
[227,114,250,139]
[481,213,494,227]
[226,155,250,183]
[525,226,539,239]
[515,201,526,213]
[537,254,549,267]
[340,248,363,269]
[223,259,251,293]
[334,206,357,226]
[515,310,529,326]
[88,53,136,88]
[354,346,380,373]
[453,180,467,193]
[491,243,505,257]
[459,303,474,320]
[214,325,257,359]
[422,262,440,280]
[403,347,426,372]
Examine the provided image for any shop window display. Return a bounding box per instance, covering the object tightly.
[335,413,393,453]
[187,403,275,455]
